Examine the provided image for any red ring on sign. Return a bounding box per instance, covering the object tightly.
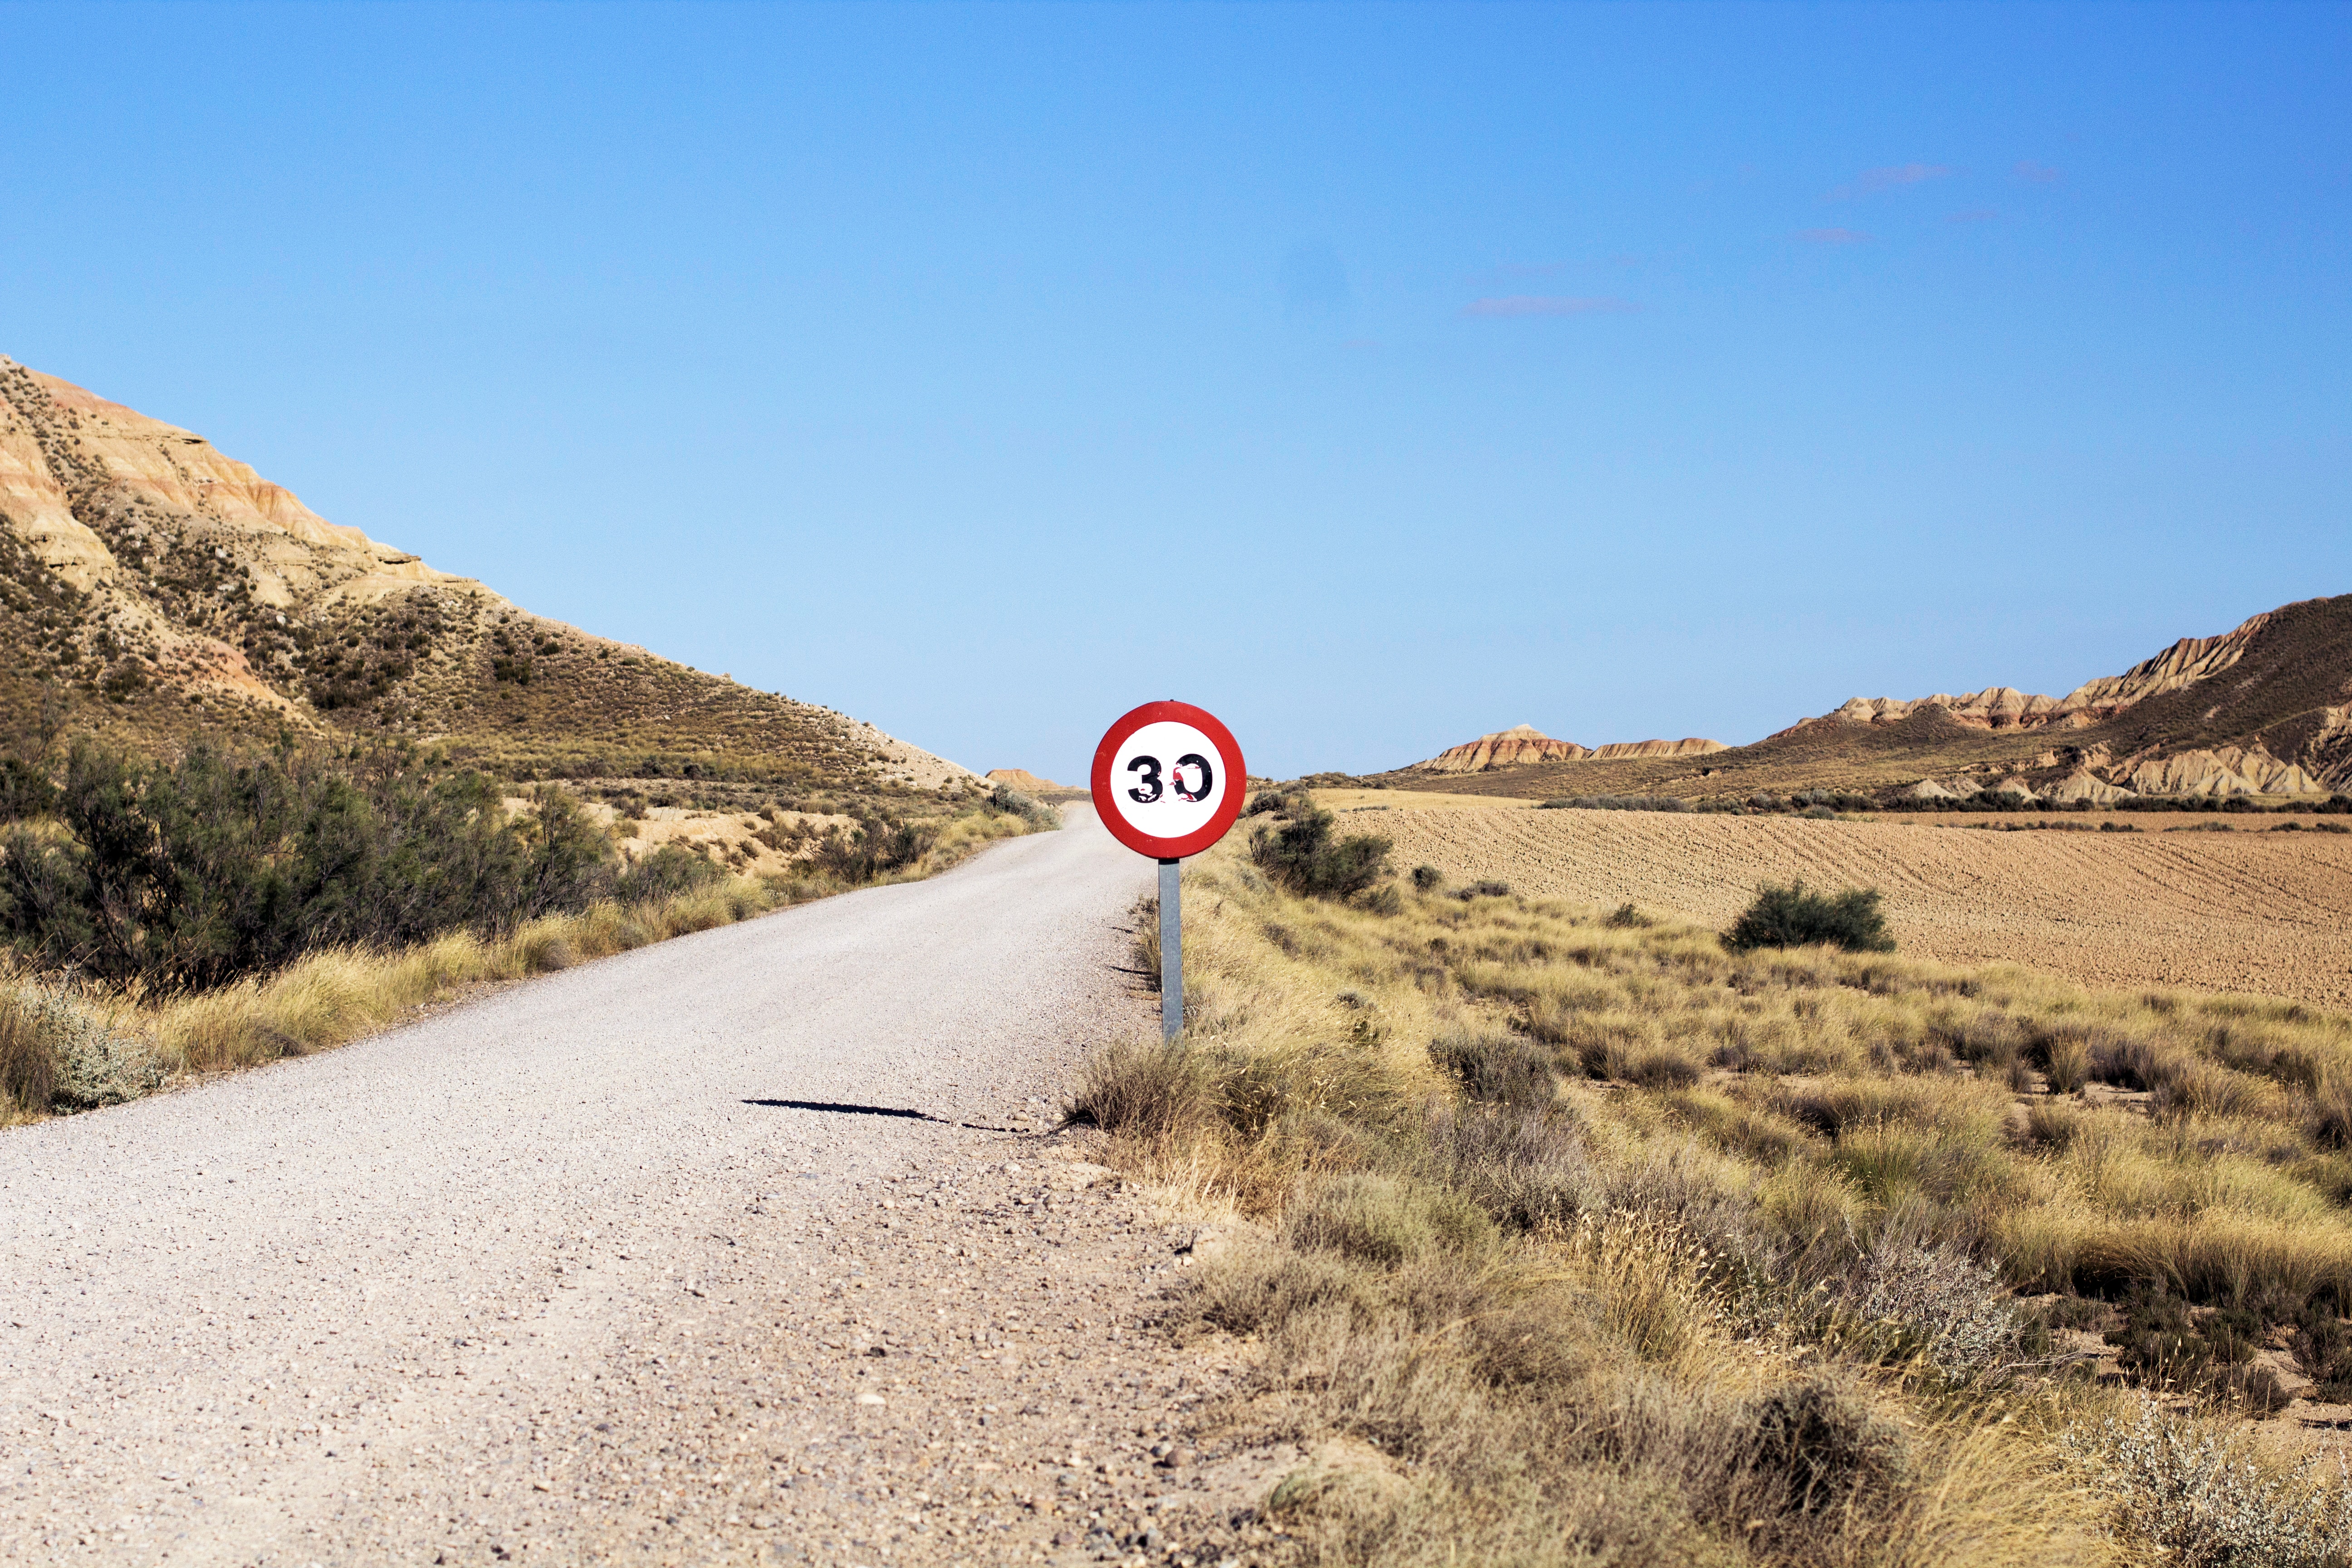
[1090,701,1248,861]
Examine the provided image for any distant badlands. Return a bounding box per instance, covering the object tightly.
[1414,724,1726,774]
[1392,596,2352,802]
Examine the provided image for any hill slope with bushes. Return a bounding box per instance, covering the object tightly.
[0,355,973,795]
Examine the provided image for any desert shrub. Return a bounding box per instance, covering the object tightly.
[1723,881,1895,954]
[2291,1303,2352,1403]
[1850,1236,2024,1382]
[2102,1287,2293,1409]
[1429,1029,1556,1107]
[1242,788,1305,818]
[1422,1104,1602,1231]
[1248,804,1391,901]
[1604,902,1652,929]
[9,986,161,1108]
[1455,879,1511,900]
[1410,864,1442,892]
[811,813,935,882]
[617,843,725,902]
[1539,794,1694,812]
[2070,1400,2352,1568]
[1065,1038,1211,1142]
[0,758,57,823]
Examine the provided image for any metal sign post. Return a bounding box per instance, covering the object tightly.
[1159,858,1183,1039]
[1091,701,1247,1042]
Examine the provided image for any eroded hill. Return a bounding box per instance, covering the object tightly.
[0,357,973,796]
[1392,595,2352,803]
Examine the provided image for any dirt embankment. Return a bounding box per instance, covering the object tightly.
[1351,799,2352,1006]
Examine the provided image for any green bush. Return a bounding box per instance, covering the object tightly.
[1723,881,1895,954]
[1247,804,1390,901]
[616,842,726,902]
[0,740,618,993]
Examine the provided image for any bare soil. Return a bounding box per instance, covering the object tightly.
[1348,796,2352,1005]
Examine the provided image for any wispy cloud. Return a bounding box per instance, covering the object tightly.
[2014,160,2062,184]
[1946,208,1999,223]
[1461,295,1640,318]
[1827,162,1953,200]
[1795,227,1872,246]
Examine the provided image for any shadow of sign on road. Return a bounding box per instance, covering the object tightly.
[740,1099,1039,1134]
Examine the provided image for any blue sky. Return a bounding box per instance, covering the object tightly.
[3,2,2346,781]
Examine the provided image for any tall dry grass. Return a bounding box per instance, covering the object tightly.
[1070,825,2352,1566]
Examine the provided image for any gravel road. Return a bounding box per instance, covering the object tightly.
[0,807,1288,1568]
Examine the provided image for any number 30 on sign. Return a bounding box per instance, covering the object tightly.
[1090,701,1247,862]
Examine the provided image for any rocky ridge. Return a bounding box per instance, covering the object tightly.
[1823,612,2273,734]
[1387,595,2352,802]
[0,355,977,792]
[1412,725,1723,774]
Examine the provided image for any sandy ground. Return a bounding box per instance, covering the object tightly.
[1348,799,2352,1006]
[0,808,1297,1568]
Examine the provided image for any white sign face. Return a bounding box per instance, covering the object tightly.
[1105,720,1231,843]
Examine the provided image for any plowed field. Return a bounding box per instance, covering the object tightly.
[1339,797,2352,1005]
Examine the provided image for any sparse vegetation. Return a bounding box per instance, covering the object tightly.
[1069,818,2352,1565]
[0,739,1053,1120]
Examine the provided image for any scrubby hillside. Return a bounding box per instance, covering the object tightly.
[0,356,974,796]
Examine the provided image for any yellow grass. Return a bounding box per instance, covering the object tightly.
[1071,819,2352,1564]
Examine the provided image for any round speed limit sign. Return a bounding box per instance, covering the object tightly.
[1090,701,1247,861]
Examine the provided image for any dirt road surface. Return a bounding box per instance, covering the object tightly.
[0,809,1297,1568]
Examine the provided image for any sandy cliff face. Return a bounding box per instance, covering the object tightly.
[1590,738,1726,761]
